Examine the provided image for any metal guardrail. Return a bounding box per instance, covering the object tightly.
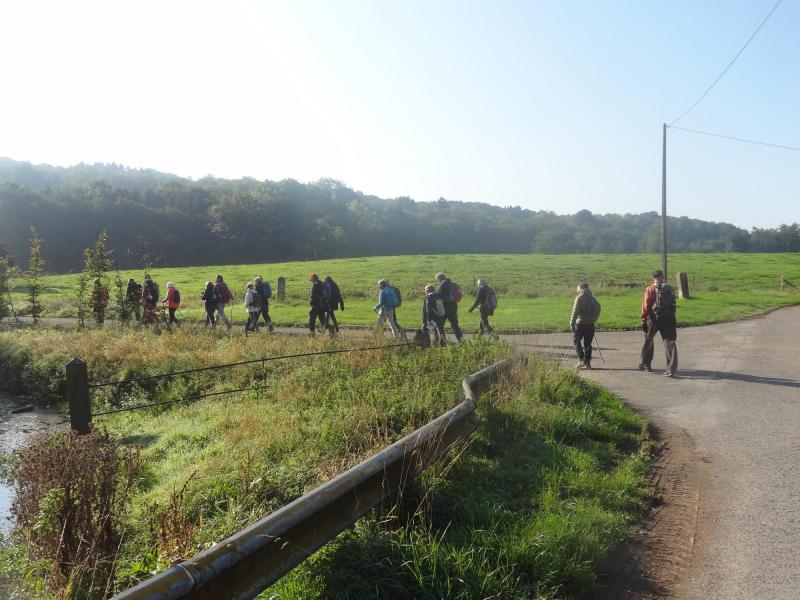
[113,356,518,600]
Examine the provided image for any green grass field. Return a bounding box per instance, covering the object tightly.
[7,252,800,332]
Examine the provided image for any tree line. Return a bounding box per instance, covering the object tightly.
[1,157,798,273]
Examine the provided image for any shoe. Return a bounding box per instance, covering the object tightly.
[584,362,592,370]
[638,363,651,372]
[575,360,586,370]
[664,371,674,377]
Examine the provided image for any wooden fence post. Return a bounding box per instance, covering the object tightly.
[66,358,91,434]
[677,272,690,299]
[277,277,286,302]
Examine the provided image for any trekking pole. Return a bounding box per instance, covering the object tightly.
[592,332,605,365]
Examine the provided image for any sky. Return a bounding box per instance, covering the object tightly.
[0,0,797,229]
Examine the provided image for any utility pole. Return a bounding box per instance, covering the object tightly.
[661,123,668,280]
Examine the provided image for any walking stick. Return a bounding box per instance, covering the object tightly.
[592,332,605,365]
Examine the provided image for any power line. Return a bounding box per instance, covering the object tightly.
[671,0,784,124]
[669,125,800,152]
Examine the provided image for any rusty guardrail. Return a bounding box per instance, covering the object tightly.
[113,356,518,600]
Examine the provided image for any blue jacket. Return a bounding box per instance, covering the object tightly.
[374,287,397,311]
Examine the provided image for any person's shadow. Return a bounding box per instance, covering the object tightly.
[676,369,800,389]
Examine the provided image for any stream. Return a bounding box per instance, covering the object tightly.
[0,392,66,535]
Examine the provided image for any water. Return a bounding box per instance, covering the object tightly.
[0,392,66,534]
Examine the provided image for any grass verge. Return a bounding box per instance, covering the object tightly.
[0,327,647,598]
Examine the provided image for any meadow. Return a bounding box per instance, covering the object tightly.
[7,253,800,332]
[0,327,646,599]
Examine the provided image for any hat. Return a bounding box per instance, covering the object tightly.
[651,270,664,278]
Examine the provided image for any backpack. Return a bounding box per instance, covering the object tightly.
[414,328,431,348]
[173,289,181,305]
[389,286,402,308]
[330,281,343,306]
[262,281,272,300]
[152,283,161,302]
[217,282,233,303]
[322,281,332,302]
[653,284,676,319]
[385,286,399,309]
[433,298,446,317]
[250,290,263,309]
[586,295,601,321]
[485,287,498,314]
[450,282,463,303]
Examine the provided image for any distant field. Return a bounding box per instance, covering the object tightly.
[7,253,800,332]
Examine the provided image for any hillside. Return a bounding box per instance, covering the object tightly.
[2,158,798,273]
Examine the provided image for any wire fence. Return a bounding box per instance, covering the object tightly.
[87,341,411,417]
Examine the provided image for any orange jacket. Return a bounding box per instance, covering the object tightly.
[641,285,657,322]
[163,287,180,309]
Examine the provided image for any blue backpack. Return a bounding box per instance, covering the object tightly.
[260,281,272,300]
[385,287,399,309]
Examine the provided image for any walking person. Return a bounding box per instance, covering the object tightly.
[201,281,218,328]
[244,282,261,333]
[90,278,110,325]
[254,275,274,332]
[468,278,497,337]
[323,275,344,334]
[161,282,181,328]
[569,282,601,370]
[213,275,233,329]
[434,272,463,341]
[374,278,400,339]
[141,275,159,324]
[639,270,678,377]
[422,284,447,346]
[308,273,327,336]
[126,278,142,321]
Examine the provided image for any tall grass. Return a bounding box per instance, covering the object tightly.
[1,327,647,598]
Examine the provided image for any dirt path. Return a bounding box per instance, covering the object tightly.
[506,306,800,599]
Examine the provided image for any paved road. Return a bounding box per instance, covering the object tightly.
[507,306,800,599]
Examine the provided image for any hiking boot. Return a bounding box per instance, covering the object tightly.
[638,363,651,372]
[584,361,592,370]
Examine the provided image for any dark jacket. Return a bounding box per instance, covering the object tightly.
[202,283,217,308]
[327,280,344,311]
[255,281,271,305]
[469,286,493,313]
[422,292,444,325]
[434,278,456,307]
[126,281,142,301]
[309,280,324,309]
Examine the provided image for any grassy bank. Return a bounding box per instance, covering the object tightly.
[6,252,800,332]
[0,327,647,598]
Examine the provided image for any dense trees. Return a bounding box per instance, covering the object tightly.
[0,157,797,273]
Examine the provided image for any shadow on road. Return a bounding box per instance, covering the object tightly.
[677,369,800,389]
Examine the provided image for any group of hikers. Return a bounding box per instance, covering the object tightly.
[118,267,677,375]
[569,269,678,376]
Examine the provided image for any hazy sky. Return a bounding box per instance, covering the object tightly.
[1,1,798,229]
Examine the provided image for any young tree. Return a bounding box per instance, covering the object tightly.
[84,231,113,326]
[26,228,45,323]
[0,255,12,321]
[75,272,89,330]
[113,270,131,325]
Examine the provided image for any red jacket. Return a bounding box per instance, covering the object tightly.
[641,285,657,322]
[164,287,180,309]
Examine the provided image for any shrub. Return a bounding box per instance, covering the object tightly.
[9,429,140,599]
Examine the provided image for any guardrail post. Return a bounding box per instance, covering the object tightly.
[66,357,91,434]
[277,277,286,302]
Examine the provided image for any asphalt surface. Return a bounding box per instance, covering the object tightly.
[509,306,800,599]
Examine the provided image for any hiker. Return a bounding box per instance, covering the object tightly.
[422,284,447,346]
[213,275,233,329]
[468,278,497,337]
[141,275,160,324]
[244,282,261,333]
[126,278,142,321]
[639,270,678,377]
[374,278,400,339]
[90,278,109,325]
[433,272,463,341]
[569,282,600,370]
[201,281,218,328]
[323,275,344,333]
[254,275,274,332]
[161,282,181,328]
[308,273,327,335]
